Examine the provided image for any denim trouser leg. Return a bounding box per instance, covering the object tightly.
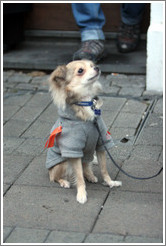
[72,3,105,41]
[72,3,146,41]
[121,3,146,25]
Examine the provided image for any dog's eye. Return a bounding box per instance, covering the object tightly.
[78,68,84,74]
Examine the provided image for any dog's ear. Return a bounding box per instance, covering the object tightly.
[50,65,67,87]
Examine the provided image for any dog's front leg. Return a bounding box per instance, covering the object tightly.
[96,150,122,188]
[69,158,87,204]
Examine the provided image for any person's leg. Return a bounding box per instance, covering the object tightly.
[121,3,146,25]
[72,3,106,62]
[117,3,146,53]
[72,3,105,41]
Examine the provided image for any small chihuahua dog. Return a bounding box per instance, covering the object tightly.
[45,60,122,204]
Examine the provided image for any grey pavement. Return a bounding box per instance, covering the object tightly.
[3,66,163,244]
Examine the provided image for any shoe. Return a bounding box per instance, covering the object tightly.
[73,40,105,62]
[117,22,140,53]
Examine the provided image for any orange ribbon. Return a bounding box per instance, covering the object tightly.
[45,126,62,148]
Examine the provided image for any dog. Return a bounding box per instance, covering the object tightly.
[45,60,122,204]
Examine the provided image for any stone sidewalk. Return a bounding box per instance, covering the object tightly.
[3,70,163,244]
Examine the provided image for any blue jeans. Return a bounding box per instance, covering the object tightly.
[72,3,146,41]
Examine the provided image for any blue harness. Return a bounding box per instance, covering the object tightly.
[74,98,101,115]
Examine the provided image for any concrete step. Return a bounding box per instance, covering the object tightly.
[3,37,146,74]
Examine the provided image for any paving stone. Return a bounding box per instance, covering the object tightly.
[3,184,10,195]
[119,87,144,97]
[121,99,147,114]
[5,227,49,243]
[100,75,120,95]
[117,158,163,193]
[127,75,146,87]
[31,75,49,85]
[7,72,32,83]
[106,74,129,85]
[15,83,38,91]
[106,74,145,88]
[22,121,53,139]
[112,112,142,128]
[3,185,108,232]
[101,110,119,129]
[3,87,7,93]
[101,97,126,112]
[159,150,163,162]
[136,127,163,146]
[129,145,162,161]
[3,93,32,106]
[15,138,45,155]
[103,84,120,95]
[37,84,49,91]
[25,92,51,107]
[4,82,18,90]
[12,106,45,122]
[109,145,133,162]
[3,154,34,185]
[3,70,15,82]
[153,98,163,114]
[3,119,32,137]
[45,231,86,243]
[145,113,163,128]
[124,235,162,243]
[3,105,20,122]
[3,226,13,243]
[93,191,163,238]
[15,154,53,187]
[3,137,26,154]
[37,103,58,124]
[84,233,124,243]
[109,127,136,141]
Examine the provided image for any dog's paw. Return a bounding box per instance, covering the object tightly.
[91,176,98,183]
[109,180,122,188]
[77,191,87,204]
[59,179,70,189]
[102,180,122,188]
[86,175,98,183]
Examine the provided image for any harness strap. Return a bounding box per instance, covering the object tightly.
[74,99,101,115]
[74,101,93,107]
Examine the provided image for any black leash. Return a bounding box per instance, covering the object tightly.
[94,119,163,180]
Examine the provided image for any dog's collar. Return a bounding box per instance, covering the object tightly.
[74,97,101,115]
[74,101,93,107]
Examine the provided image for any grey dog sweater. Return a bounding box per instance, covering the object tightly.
[45,104,114,169]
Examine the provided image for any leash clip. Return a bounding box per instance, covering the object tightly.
[92,98,97,110]
[92,98,101,115]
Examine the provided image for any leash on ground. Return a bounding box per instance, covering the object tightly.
[94,119,163,180]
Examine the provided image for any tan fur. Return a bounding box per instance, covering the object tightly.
[48,60,122,204]
[49,60,102,120]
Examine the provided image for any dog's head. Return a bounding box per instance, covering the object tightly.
[49,60,102,109]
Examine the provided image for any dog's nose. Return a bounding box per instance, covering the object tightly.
[94,66,99,72]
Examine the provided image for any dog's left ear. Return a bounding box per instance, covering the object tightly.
[50,65,67,87]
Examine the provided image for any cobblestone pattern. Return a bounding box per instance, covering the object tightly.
[3,70,163,243]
